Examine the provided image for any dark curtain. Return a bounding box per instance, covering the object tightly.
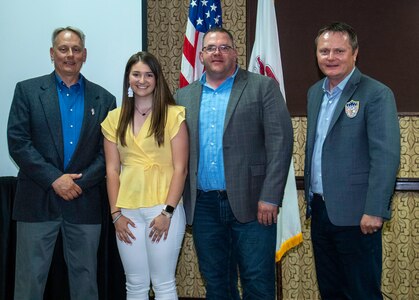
[0,177,17,300]
[0,177,126,300]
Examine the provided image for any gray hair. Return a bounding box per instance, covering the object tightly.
[51,26,86,48]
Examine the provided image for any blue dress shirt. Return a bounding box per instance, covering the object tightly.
[197,68,238,191]
[56,74,85,170]
[310,68,355,194]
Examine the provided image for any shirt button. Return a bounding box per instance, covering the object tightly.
[67,94,70,97]
[70,125,74,128]
[70,109,73,112]
[70,141,73,145]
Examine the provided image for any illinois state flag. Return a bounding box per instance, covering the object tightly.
[248,0,303,262]
[180,0,222,88]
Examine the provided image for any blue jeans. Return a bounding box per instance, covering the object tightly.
[193,190,276,300]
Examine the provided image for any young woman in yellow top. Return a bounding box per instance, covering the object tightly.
[101,51,188,299]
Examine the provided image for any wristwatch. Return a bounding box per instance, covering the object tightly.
[161,205,175,219]
[163,205,175,214]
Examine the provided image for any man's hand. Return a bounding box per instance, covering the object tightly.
[52,173,83,201]
[257,201,278,226]
[360,214,383,234]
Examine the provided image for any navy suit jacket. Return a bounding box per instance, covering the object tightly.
[304,68,400,226]
[7,72,116,224]
[175,68,293,224]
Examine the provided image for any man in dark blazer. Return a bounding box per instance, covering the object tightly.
[304,22,400,300]
[175,27,293,300]
[7,26,116,300]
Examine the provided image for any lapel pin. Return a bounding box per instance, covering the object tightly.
[345,100,359,118]
[91,108,95,116]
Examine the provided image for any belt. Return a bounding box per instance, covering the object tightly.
[198,189,227,198]
[313,193,325,201]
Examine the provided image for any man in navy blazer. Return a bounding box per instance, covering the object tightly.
[304,22,400,299]
[175,27,293,300]
[7,26,116,300]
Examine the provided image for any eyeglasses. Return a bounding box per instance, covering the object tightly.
[202,45,233,54]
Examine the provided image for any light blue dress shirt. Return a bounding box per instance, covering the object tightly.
[310,68,355,194]
[56,74,85,170]
[197,67,238,191]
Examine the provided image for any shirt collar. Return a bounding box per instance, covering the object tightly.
[55,72,84,90]
[199,65,239,88]
[322,67,356,94]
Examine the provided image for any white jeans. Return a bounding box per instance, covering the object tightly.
[117,204,186,300]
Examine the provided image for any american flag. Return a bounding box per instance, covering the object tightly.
[179,0,222,88]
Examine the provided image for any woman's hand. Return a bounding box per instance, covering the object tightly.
[149,214,171,243]
[113,214,136,244]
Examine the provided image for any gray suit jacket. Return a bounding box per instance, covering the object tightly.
[304,68,400,226]
[7,72,116,224]
[175,68,293,224]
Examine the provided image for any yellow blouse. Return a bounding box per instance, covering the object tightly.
[101,105,185,209]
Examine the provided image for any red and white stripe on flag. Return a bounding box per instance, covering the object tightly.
[248,0,303,262]
[180,0,222,88]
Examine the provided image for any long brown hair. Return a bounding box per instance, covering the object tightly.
[117,51,175,147]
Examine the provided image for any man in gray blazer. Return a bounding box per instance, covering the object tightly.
[175,27,293,300]
[304,22,400,299]
[7,26,116,300]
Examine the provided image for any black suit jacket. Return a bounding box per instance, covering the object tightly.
[7,72,116,224]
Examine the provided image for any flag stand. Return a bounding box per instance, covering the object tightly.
[276,262,283,300]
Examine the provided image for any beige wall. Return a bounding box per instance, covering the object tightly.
[147,1,419,299]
